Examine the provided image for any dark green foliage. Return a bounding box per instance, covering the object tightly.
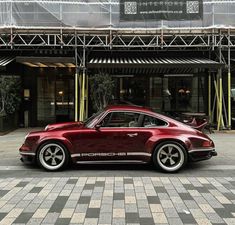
[89,73,114,111]
[0,76,21,115]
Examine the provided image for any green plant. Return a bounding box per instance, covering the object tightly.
[0,76,21,115]
[89,73,114,111]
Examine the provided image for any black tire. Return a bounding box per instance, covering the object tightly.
[153,141,188,173]
[37,141,69,171]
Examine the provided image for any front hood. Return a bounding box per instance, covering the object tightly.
[45,121,83,131]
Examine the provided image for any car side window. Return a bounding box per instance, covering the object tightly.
[101,112,141,127]
[142,115,167,127]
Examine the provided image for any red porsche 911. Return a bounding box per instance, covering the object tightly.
[19,105,217,172]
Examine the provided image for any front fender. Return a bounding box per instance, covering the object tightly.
[35,136,75,154]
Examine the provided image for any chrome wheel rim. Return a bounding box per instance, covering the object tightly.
[39,143,65,170]
[157,143,184,172]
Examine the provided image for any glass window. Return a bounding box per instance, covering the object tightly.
[142,115,167,127]
[101,112,141,127]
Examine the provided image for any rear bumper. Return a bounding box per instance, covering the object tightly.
[188,148,217,161]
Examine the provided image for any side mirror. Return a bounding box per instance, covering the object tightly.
[95,124,101,130]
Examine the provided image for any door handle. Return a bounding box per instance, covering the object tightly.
[127,133,138,137]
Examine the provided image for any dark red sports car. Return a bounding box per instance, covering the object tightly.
[19,105,217,172]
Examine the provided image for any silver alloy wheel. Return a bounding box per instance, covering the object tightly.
[39,143,66,171]
[156,143,185,172]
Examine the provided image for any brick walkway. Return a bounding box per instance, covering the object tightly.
[0,177,235,225]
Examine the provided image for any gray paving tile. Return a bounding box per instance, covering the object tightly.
[55,218,70,225]
[86,208,100,218]
[114,193,124,200]
[125,213,140,223]
[49,196,68,213]
[0,213,7,222]
[14,213,34,224]
[139,218,155,225]
[178,213,197,224]
[29,187,43,193]
[147,196,160,204]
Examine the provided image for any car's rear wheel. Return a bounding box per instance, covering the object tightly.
[37,142,69,171]
[153,141,187,172]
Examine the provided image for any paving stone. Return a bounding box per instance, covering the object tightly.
[178,213,197,224]
[78,196,91,204]
[112,218,125,225]
[98,212,112,224]
[147,196,160,204]
[167,217,184,225]
[125,213,140,223]
[13,213,34,224]
[86,208,100,218]
[113,193,124,200]
[125,204,138,213]
[29,187,43,193]
[0,190,9,198]
[0,213,6,222]
[42,212,59,224]
[16,182,29,188]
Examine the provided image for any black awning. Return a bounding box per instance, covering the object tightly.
[88,57,224,70]
[0,56,15,66]
[16,57,75,67]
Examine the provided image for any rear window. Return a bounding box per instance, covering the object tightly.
[142,115,167,127]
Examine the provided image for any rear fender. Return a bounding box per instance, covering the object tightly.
[145,135,191,155]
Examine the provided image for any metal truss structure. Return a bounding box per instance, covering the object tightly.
[0,28,235,50]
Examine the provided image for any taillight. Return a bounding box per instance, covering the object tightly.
[202,140,213,147]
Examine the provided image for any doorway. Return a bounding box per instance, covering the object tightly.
[37,74,74,126]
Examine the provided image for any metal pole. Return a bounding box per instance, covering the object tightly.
[217,30,223,130]
[75,32,79,122]
[228,29,231,129]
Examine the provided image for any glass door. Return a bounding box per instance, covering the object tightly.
[55,78,74,122]
[37,75,74,126]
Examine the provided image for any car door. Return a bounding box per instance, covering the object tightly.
[76,111,146,161]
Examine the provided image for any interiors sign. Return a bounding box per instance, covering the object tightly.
[120,0,203,21]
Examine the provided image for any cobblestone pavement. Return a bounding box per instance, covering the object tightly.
[1,129,235,224]
[0,176,235,225]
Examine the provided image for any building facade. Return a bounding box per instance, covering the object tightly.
[0,0,235,129]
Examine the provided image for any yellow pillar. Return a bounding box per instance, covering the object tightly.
[85,73,89,119]
[217,77,223,131]
[228,72,231,128]
[75,73,78,122]
[79,73,83,121]
[208,73,211,123]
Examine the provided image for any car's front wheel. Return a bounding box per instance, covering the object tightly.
[37,142,69,171]
[153,141,187,172]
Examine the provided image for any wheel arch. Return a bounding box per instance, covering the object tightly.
[151,138,189,160]
[35,138,73,160]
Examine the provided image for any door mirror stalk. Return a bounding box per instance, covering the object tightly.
[95,124,101,130]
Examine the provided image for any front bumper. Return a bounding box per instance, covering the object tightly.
[188,148,217,162]
[19,145,36,164]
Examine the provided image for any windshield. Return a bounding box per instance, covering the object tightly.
[83,110,105,127]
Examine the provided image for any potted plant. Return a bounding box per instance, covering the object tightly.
[0,76,21,133]
[89,73,114,111]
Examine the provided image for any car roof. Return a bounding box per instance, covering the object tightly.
[105,105,153,113]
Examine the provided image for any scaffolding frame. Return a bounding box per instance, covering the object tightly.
[0,28,235,49]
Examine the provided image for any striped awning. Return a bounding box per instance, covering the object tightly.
[0,56,15,66]
[88,57,223,69]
